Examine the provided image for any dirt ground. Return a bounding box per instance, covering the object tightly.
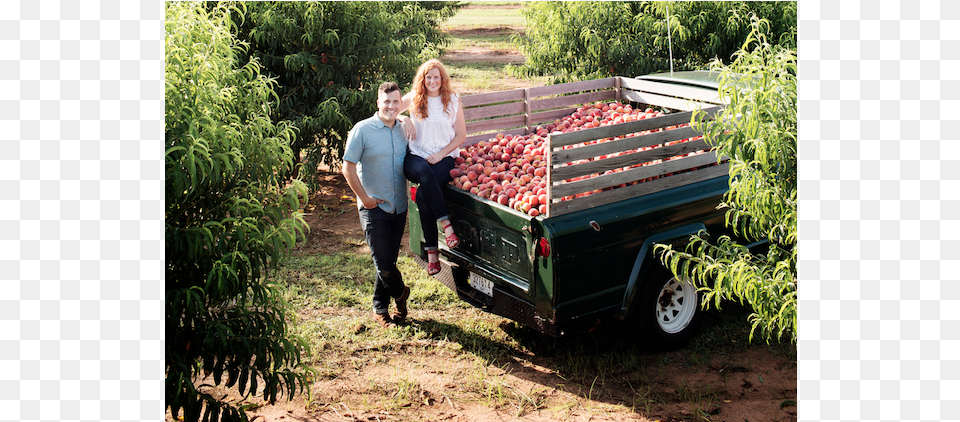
[442,47,526,65]
[215,170,797,422]
[442,27,527,65]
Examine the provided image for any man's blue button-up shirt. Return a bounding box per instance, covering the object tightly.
[342,113,408,214]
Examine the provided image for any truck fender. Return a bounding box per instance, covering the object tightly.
[619,223,706,319]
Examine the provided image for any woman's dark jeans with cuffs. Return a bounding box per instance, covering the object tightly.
[358,206,407,314]
[404,154,455,249]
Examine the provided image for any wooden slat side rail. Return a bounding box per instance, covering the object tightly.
[523,88,531,134]
[621,91,719,112]
[551,125,702,164]
[528,107,582,127]
[620,90,717,111]
[615,76,622,103]
[549,163,730,216]
[529,90,618,113]
[463,101,526,121]
[460,89,526,107]
[550,151,721,197]
[462,78,624,142]
[615,77,647,91]
[620,79,725,105]
[526,77,617,98]
[465,115,527,135]
[551,139,712,181]
[549,106,721,149]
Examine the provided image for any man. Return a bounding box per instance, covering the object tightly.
[342,81,411,328]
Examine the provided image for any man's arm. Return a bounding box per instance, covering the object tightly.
[342,160,383,210]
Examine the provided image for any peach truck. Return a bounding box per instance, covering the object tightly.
[409,71,755,347]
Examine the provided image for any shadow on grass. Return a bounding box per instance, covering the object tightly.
[399,301,796,417]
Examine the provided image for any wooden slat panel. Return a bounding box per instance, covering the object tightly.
[523,88,531,133]
[549,163,729,216]
[552,125,702,164]
[625,79,724,104]
[460,89,526,107]
[550,152,720,197]
[617,77,649,91]
[548,106,720,149]
[624,91,720,111]
[529,90,617,113]
[529,107,580,127]
[620,90,718,111]
[465,115,527,134]
[463,101,526,121]
[545,131,555,217]
[526,77,617,98]
[551,139,712,181]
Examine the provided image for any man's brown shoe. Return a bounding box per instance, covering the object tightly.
[373,312,396,328]
[394,286,411,323]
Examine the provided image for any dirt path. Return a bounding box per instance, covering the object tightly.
[441,27,526,65]
[442,47,525,65]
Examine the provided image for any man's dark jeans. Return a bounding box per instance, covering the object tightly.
[358,206,407,313]
[404,154,455,249]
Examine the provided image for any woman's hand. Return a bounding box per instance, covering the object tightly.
[426,152,445,165]
[398,115,417,141]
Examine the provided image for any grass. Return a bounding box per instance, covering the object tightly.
[266,236,797,421]
[675,381,721,421]
[444,62,544,94]
[446,31,521,51]
[459,0,528,5]
[442,3,527,30]
[274,241,787,358]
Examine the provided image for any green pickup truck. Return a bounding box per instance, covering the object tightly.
[409,72,734,347]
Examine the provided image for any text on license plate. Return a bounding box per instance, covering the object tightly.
[468,273,494,297]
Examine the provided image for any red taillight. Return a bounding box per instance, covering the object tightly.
[536,237,551,257]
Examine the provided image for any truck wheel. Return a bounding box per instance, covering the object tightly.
[638,268,701,349]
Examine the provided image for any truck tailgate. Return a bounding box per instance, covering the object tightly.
[441,185,537,296]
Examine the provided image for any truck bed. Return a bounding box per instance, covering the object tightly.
[408,73,730,335]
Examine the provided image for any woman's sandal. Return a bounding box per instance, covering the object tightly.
[426,249,441,276]
[441,220,459,249]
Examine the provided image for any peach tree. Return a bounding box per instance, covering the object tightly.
[656,18,797,344]
[511,1,796,82]
[165,3,309,421]
[229,1,459,181]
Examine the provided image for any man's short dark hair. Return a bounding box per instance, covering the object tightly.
[378,81,400,95]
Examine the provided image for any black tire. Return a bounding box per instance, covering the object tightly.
[636,267,702,349]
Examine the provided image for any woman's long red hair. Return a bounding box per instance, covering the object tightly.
[411,59,455,120]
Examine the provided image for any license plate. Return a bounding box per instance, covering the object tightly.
[468,273,494,297]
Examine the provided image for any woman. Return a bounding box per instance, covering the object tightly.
[398,59,465,275]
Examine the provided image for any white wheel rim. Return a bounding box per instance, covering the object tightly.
[655,277,697,334]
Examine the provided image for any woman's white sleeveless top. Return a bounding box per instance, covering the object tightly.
[409,94,459,159]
